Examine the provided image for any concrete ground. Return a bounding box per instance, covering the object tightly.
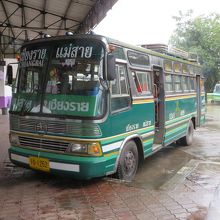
[0,104,220,220]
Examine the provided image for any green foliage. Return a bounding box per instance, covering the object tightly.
[170,11,220,92]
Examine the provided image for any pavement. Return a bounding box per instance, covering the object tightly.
[0,105,220,220]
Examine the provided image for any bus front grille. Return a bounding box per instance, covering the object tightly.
[10,115,102,137]
[19,136,69,152]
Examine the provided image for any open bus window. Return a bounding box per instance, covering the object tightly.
[131,71,151,95]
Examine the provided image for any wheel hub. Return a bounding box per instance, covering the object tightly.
[125,151,135,172]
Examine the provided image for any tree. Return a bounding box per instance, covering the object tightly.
[170,11,220,92]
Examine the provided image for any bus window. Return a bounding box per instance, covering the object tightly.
[214,84,220,93]
[182,64,188,74]
[182,76,189,92]
[19,68,40,93]
[200,78,205,92]
[189,65,194,75]
[110,45,126,60]
[174,75,182,92]
[132,71,151,95]
[111,64,131,112]
[127,51,150,67]
[164,60,172,72]
[189,77,196,91]
[131,72,142,93]
[165,74,174,93]
[112,65,128,95]
[173,62,181,73]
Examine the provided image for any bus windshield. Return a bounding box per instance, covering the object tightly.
[214,84,220,93]
[10,39,106,118]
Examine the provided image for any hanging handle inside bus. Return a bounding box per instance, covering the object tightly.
[106,54,116,81]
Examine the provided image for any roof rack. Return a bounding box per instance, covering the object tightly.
[141,44,198,62]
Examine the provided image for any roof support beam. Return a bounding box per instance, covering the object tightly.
[46,18,63,29]
[3,0,81,24]
[0,0,16,38]
[56,0,74,35]
[77,0,118,33]
[0,32,4,58]
[3,29,23,53]
[0,23,77,31]
[21,0,29,40]
[1,5,20,25]
[42,0,47,28]
[25,12,42,26]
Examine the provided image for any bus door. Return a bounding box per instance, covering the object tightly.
[153,67,165,145]
[196,75,201,127]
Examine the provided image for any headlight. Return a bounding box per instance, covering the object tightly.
[9,133,20,146]
[66,142,102,156]
[67,143,87,153]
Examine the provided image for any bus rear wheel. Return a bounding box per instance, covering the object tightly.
[116,140,139,181]
[177,120,194,146]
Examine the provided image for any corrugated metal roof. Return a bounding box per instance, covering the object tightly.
[0,0,118,57]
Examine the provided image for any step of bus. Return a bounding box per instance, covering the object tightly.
[152,144,162,152]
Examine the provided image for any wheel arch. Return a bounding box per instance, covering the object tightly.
[113,134,144,174]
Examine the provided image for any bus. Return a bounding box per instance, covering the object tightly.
[0,59,17,115]
[207,83,220,103]
[7,34,205,180]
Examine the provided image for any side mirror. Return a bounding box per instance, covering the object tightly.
[106,54,116,81]
[6,65,13,85]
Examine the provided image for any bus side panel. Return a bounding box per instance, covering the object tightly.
[164,95,196,145]
[99,101,155,165]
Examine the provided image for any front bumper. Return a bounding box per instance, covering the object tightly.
[9,146,116,179]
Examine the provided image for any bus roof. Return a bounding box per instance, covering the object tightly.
[106,37,201,67]
[21,34,201,67]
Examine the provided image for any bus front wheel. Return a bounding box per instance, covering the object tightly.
[177,120,194,146]
[116,140,139,181]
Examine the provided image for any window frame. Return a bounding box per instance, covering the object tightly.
[174,74,183,93]
[182,75,190,93]
[110,62,131,113]
[164,73,174,94]
[127,50,150,68]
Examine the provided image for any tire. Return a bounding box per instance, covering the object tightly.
[177,120,194,146]
[116,140,139,181]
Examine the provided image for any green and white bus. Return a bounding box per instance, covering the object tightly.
[8,34,205,180]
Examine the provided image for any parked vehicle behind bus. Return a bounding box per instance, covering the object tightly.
[0,59,17,114]
[207,83,220,103]
[8,34,205,181]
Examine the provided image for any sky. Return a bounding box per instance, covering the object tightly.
[94,0,220,45]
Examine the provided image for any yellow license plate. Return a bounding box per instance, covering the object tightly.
[29,157,50,172]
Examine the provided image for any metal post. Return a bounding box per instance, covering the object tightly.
[0,34,7,115]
